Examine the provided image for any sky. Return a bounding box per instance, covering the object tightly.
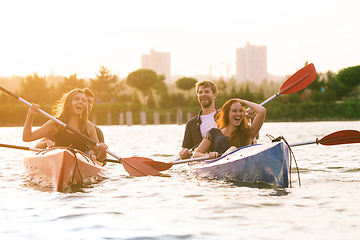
[0,0,359,81]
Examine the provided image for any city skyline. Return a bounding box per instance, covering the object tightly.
[1,0,359,80]
[237,42,267,83]
[141,48,172,83]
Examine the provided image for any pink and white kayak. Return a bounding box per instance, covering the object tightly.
[23,148,107,191]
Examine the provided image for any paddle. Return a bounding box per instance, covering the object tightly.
[132,64,317,172]
[123,129,360,172]
[105,155,211,171]
[260,63,316,105]
[172,143,200,163]
[7,129,359,171]
[0,86,160,177]
[104,64,317,173]
[0,141,208,172]
[289,130,360,147]
[0,143,43,152]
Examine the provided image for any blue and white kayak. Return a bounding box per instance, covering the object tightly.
[187,142,290,187]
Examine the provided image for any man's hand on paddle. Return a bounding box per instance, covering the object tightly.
[179,148,193,159]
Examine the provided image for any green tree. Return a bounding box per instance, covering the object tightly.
[57,74,86,96]
[216,78,227,94]
[147,92,156,109]
[126,69,160,103]
[175,77,198,91]
[307,72,322,91]
[309,71,338,102]
[171,93,186,107]
[19,73,49,103]
[130,91,142,111]
[152,74,168,106]
[325,71,337,89]
[90,66,119,102]
[159,92,172,109]
[240,83,255,101]
[229,86,237,98]
[335,65,360,99]
[154,74,167,94]
[256,87,265,102]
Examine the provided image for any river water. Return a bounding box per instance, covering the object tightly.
[0,121,359,240]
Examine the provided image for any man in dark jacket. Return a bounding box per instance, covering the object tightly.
[179,80,218,159]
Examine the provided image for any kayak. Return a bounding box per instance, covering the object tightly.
[23,148,107,191]
[187,142,290,187]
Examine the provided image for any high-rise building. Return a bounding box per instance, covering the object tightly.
[236,42,267,83]
[141,48,171,83]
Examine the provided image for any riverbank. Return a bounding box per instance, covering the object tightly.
[1,100,359,126]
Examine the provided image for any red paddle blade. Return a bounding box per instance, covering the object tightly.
[124,157,173,172]
[121,157,161,176]
[318,130,360,145]
[279,63,316,95]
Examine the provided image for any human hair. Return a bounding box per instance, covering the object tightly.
[215,98,250,148]
[195,80,217,95]
[52,88,88,131]
[83,87,94,99]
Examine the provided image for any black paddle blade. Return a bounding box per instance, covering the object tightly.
[279,63,316,95]
[318,130,360,145]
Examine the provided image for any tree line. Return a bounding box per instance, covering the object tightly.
[0,64,359,126]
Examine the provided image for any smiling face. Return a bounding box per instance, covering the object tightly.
[71,92,87,115]
[85,95,94,113]
[197,85,217,108]
[228,102,245,127]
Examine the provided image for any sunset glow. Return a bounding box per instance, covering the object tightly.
[1,0,359,80]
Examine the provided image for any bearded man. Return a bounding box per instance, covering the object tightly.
[179,80,218,159]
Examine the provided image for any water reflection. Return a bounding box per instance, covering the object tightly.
[1,122,360,240]
[226,179,280,189]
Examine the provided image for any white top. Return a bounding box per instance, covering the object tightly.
[200,110,217,138]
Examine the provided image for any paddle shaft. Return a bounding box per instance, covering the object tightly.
[173,143,201,162]
[261,71,311,106]
[172,65,316,165]
[1,85,163,176]
[289,130,360,147]
[103,156,210,166]
[0,86,124,161]
[259,64,315,106]
[0,143,42,152]
[175,129,360,165]
[173,156,210,165]
[175,131,360,164]
[260,93,279,106]
[289,140,317,147]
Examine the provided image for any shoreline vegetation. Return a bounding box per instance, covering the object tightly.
[0,100,359,127]
[1,65,359,126]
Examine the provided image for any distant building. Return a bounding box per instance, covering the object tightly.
[141,48,171,83]
[236,42,267,83]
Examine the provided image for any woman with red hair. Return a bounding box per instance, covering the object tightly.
[193,98,266,159]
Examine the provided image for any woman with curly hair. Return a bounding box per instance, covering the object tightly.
[193,98,266,159]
